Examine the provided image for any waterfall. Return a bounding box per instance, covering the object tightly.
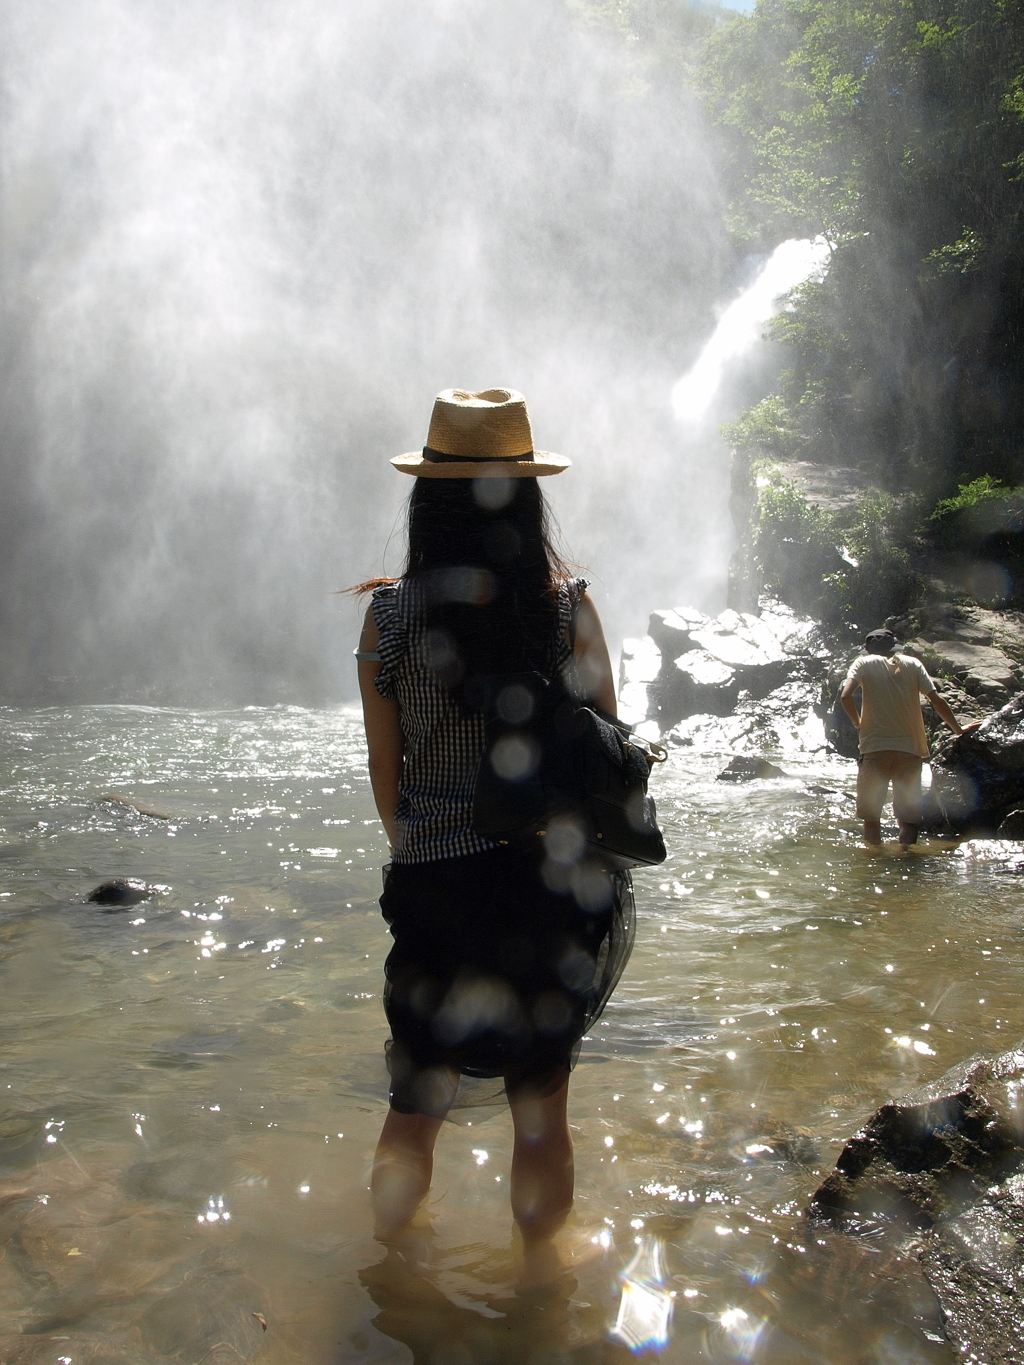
[671,237,832,424]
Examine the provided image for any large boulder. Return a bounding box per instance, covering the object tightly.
[644,602,824,730]
[906,637,1020,702]
[646,607,706,659]
[808,1044,1024,1364]
[653,650,739,723]
[925,694,1024,831]
[618,635,663,728]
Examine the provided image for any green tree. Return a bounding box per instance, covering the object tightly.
[703,0,1024,497]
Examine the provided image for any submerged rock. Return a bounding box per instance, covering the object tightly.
[86,878,149,907]
[808,1043,1024,1364]
[134,1259,266,1363]
[716,756,789,782]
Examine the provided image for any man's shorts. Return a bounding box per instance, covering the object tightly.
[856,750,924,824]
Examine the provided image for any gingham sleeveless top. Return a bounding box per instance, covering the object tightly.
[372,576,588,865]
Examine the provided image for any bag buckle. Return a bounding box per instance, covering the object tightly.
[629,737,668,765]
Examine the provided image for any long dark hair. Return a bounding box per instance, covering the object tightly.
[352,477,573,695]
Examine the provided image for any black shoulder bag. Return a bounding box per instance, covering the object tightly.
[469,612,668,872]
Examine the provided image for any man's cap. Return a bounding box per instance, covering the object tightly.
[864,628,897,655]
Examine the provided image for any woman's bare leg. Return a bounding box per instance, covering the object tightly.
[372,1108,445,1240]
[507,1070,574,1246]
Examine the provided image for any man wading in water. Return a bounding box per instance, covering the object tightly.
[841,628,981,849]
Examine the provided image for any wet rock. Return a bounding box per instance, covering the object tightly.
[823,687,860,759]
[654,650,739,724]
[641,602,826,731]
[716,756,789,782]
[98,793,173,820]
[917,1178,1024,1365]
[86,878,149,907]
[808,1043,1024,1364]
[623,599,838,752]
[779,460,873,515]
[619,635,662,727]
[925,694,1024,832]
[666,671,829,757]
[647,607,706,659]
[997,808,1024,838]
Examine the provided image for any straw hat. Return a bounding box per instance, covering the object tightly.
[391,388,571,478]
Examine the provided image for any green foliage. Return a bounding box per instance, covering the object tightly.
[753,469,921,627]
[700,0,1024,494]
[930,475,1015,519]
[923,229,985,279]
[720,396,797,459]
[568,0,723,80]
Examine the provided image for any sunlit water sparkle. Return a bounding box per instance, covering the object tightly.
[2,704,1022,1361]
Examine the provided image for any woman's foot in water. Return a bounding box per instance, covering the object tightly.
[516,1217,612,1287]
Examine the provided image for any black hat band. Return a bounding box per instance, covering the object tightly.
[422,446,535,464]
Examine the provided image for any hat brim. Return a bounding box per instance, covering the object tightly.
[391,451,570,478]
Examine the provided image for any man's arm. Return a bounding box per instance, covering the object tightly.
[840,675,862,729]
[356,606,403,849]
[926,689,981,737]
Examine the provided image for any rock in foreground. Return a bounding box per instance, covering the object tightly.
[926,694,1024,832]
[809,1043,1024,1363]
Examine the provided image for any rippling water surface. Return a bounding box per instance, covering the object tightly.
[2,704,1023,1363]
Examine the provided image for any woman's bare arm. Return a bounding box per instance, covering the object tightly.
[357,606,403,849]
[573,592,617,717]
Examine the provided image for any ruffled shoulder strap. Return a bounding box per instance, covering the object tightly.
[554,577,590,685]
[370,582,406,700]
[556,577,590,648]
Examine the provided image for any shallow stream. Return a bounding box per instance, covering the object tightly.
[2,704,1023,1363]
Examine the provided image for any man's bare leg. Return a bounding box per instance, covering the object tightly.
[862,818,882,847]
[898,821,919,847]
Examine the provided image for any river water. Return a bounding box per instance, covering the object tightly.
[2,703,1023,1364]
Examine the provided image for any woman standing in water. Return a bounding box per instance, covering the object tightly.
[355,388,634,1265]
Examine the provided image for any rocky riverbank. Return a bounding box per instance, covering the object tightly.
[620,594,1024,834]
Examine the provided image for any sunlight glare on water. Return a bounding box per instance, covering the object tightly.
[1,704,1022,1361]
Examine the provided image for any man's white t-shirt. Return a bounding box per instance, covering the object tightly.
[844,653,935,759]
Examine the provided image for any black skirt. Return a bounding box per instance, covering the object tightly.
[379,846,635,1116]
